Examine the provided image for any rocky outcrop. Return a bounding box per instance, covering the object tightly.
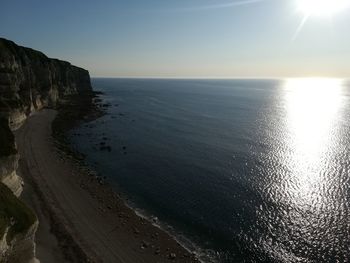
[0,38,93,263]
[0,117,37,263]
[0,182,38,263]
[0,154,23,197]
[2,223,39,263]
[0,117,22,196]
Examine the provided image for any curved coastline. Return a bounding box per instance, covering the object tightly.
[130,204,216,263]
[66,94,216,263]
[0,37,199,262]
[16,108,198,263]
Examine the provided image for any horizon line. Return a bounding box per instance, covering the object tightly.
[90,76,349,80]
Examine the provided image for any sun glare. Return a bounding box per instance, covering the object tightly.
[298,0,350,16]
[283,78,344,205]
[284,78,343,160]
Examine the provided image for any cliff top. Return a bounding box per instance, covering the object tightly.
[0,37,88,73]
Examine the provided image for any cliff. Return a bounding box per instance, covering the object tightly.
[0,37,93,263]
[0,118,37,263]
[0,117,23,197]
[0,38,92,129]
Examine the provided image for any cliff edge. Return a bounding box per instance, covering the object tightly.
[0,37,92,129]
[0,37,93,263]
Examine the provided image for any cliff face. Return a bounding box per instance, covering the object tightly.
[0,117,22,196]
[0,38,92,129]
[0,37,93,263]
[0,182,38,263]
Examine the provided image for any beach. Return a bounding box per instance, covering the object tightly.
[15,109,197,263]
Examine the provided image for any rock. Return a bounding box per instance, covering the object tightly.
[169,253,176,260]
[99,145,112,152]
[141,240,149,249]
[118,212,125,218]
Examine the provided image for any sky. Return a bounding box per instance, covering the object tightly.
[1,0,350,78]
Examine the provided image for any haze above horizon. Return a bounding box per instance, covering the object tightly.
[1,0,350,78]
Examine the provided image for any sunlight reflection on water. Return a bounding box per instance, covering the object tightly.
[71,78,350,262]
[284,78,344,207]
[256,78,349,262]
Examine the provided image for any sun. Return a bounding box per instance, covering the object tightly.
[298,0,350,16]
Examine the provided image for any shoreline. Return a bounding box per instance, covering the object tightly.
[16,106,198,263]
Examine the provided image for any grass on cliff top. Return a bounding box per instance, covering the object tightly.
[0,118,17,157]
[0,182,36,242]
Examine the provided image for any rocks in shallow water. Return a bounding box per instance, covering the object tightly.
[99,145,112,152]
[121,146,127,155]
[97,178,104,185]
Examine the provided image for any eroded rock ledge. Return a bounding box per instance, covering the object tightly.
[0,37,93,263]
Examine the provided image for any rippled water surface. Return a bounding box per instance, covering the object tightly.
[70,78,350,262]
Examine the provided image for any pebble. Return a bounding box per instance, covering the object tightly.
[141,240,149,249]
[169,253,176,260]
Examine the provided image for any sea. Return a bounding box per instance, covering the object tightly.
[69,78,350,263]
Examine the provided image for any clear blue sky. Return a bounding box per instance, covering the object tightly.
[1,0,350,77]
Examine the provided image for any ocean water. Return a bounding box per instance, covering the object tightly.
[70,78,350,262]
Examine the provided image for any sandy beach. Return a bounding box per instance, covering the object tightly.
[15,109,197,263]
